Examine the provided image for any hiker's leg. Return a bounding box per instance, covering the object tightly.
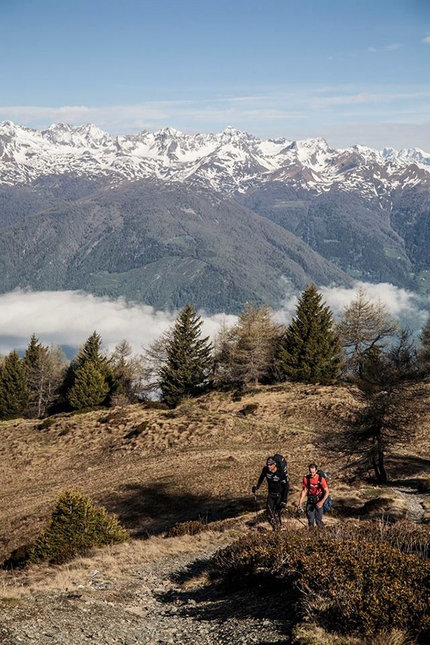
[266,495,280,529]
[306,503,316,527]
[315,506,325,527]
[274,502,282,526]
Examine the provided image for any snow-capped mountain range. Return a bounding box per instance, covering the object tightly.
[1,121,430,198]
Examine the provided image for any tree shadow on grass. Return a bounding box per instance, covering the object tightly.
[384,454,430,487]
[99,483,256,538]
[156,555,293,644]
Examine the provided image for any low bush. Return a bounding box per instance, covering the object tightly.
[165,519,208,538]
[238,403,259,416]
[27,490,129,565]
[210,526,430,642]
[417,478,430,494]
[143,400,169,410]
[38,418,56,430]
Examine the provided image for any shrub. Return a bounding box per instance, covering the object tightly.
[165,519,208,538]
[38,418,56,430]
[417,478,430,494]
[238,403,259,416]
[143,400,169,410]
[28,490,129,565]
[210,528,430,642]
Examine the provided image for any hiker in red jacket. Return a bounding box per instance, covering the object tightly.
[297,463,329,528]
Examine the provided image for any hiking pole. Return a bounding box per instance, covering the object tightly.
[285,504,307,528]
[252,491,260,520]
[295,507,308,528]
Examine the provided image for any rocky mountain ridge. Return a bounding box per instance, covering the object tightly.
[1,121,430,311]
[1,121,430,198]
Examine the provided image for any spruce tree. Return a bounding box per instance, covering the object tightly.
[278,284,341,384]
[67,362,110,410]
[0,350,29,419]
[62,331,112,410]
[159,304,213,407]
[76,331,108,368]
[24,334,43,370]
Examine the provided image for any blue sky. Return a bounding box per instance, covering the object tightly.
[1,0,430,149]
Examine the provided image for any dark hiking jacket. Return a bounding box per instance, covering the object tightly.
[256,466,288,502]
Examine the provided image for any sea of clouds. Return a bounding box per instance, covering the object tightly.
[0,282,428,357]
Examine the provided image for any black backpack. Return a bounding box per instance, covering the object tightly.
[273,453,289,481]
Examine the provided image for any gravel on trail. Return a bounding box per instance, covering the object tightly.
[0,539,290,645]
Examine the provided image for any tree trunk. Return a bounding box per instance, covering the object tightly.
[372,433,387,484]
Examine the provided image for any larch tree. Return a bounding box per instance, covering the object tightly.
[338,287,398,382]
[326,322,422,484]
[417,314,430,376]
[277,284,341,384]
[109,339,145,404]
[159,304,213,408]
[213,304,283,389]
[24,335,67,417]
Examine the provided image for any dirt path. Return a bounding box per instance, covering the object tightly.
[0,529,289,645]
[394,486,426,523]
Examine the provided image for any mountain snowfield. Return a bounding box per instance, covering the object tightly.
[1,120,430,197]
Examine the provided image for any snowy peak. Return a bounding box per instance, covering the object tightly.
[0,121,429,196]
[42,122,113,148]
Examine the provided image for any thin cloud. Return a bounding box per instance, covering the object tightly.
[423,35,430,44]
[385,43,403,51]
[1,84,430,150]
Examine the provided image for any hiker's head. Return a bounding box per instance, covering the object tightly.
[308,463,318,476]
[266,457,277,471]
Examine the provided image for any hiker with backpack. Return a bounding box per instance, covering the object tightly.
[252,454,289,530]
[297,463,330,528]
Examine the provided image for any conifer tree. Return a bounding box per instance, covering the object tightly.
[278,284,341,384]
[159,304,213,407]
[22,335,66,418]
[24,333,43,370]
[0,350,29,419]
[67,361,110,410]
[62,331,112,410]
[75,331,109,371]
[418,315,430,376]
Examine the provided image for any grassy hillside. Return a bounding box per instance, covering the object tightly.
[1,382,429,564]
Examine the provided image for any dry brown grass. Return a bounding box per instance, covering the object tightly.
[292,623,417,645]
[1,382,429,565]
[0,523,241,600]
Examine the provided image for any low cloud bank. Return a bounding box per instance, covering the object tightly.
[0,283,428,357]
[0,290,236,356]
